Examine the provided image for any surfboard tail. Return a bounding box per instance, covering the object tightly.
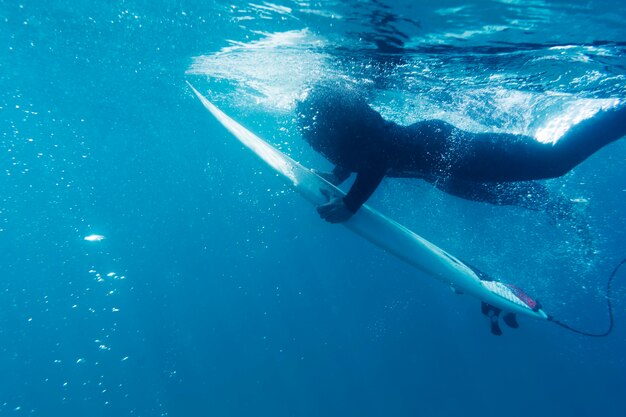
[480,280,548,319]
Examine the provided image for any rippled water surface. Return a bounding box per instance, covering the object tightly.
[1,1,625,416]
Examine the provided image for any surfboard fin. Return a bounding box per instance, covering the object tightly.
[482,302,503,336]
[503,313,519,329]
[490,317,503,336]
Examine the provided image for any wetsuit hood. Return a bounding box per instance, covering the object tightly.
[296,84,388,170]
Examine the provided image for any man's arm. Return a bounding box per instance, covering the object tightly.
[331,165,351,184]
[317,165,386,223]
[343,167,386,213]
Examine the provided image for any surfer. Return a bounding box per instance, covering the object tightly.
[296,84,626,223]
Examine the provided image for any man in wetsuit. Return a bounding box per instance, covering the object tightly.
[295,84,626,223]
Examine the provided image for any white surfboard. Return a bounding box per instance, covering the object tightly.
[188,82,548,321]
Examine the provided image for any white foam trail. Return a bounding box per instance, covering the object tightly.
[186,29,334,111]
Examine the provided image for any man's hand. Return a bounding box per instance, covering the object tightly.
[317,189,354,223]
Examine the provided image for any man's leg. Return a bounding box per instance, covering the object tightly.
[453,105,626,182]
[434,178,573,218]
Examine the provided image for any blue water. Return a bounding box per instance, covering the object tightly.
[1,1,625,416]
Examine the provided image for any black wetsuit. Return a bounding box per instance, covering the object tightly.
[296,86,626,215]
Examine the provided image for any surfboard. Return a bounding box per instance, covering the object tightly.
[188,82,548,321]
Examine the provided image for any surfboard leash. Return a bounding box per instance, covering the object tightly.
[547,258,626,337]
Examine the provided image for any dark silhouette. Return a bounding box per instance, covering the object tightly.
[295,84,626,223]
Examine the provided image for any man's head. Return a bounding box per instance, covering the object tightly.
[295,83,386,166]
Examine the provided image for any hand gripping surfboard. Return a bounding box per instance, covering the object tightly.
[188,82,549,323]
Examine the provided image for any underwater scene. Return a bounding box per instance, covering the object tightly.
[1,0,625,416]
